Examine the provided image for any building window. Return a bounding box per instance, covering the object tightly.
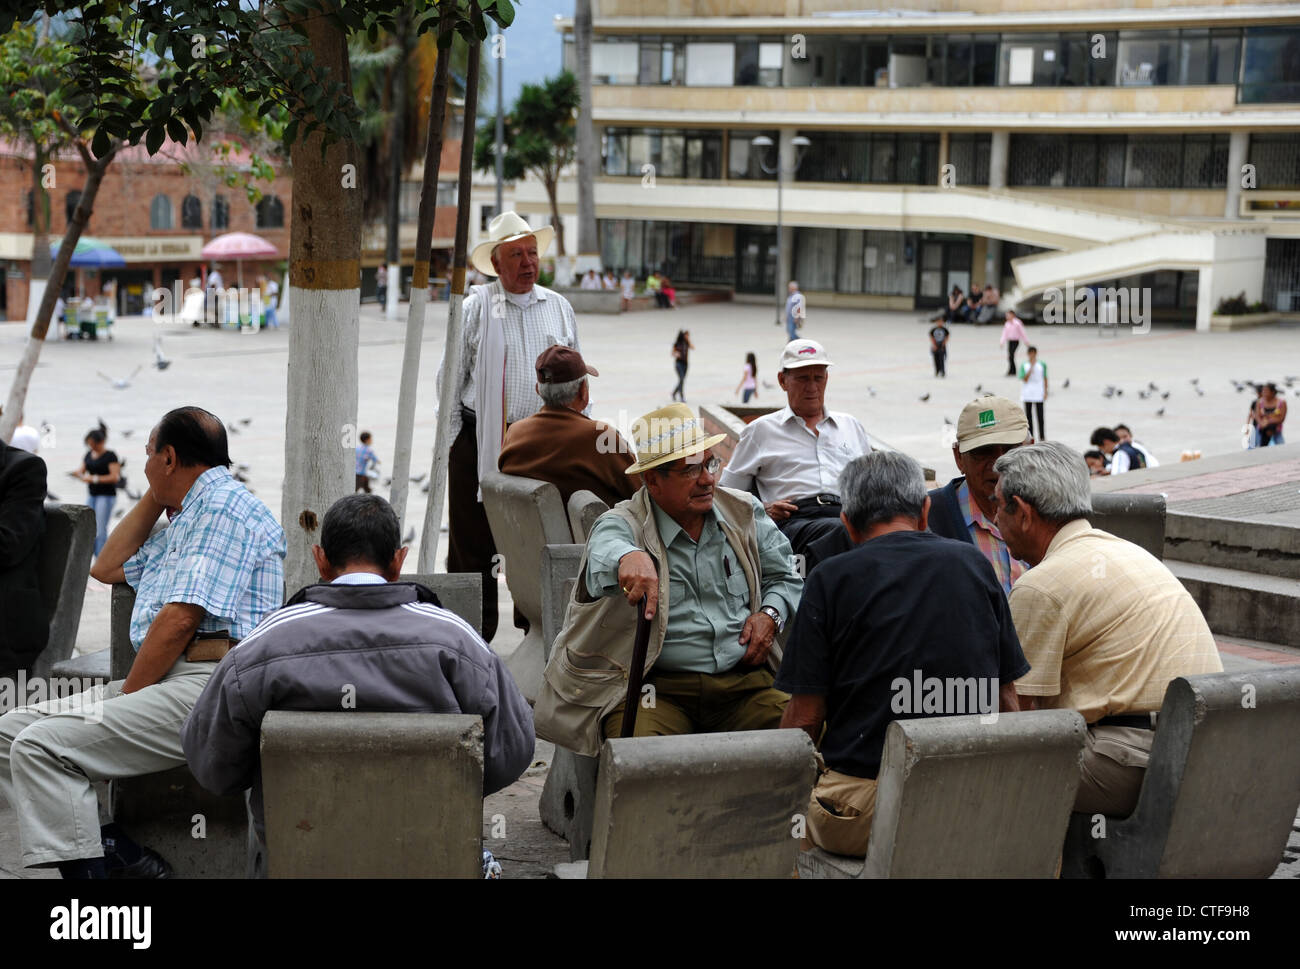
[1009,134,1226,188]
[685,41,735,86]
[212,195,229,230]
[602,127,721,180]
[728,130,780,180]
[1250,134,1300,188]
[1240,27,1300,103]
[25,190,33,227]
[256,195,284,229]
[592,37,639,84]
[66,189,83,225]
[948,135,992,186]
[436,182,457,207]
[181,194,202,229]
[150,194,172,230]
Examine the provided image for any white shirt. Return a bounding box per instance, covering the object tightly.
[331,572,388,585]
[1020,360,1046,403]
[207,270,223,290]
[580,273,600,290]
[1131,440,1159,468]
[621,276,635,298]
[718,406,872,502]
[1109,448,1132,474]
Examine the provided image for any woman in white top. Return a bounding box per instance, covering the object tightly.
[1018,345,1047,439]
[620,270,635,312]
[734,351,758,403]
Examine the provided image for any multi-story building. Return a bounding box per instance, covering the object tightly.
[542,0,1300,328]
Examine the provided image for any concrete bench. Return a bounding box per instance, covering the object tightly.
[797,710,1087,879]
[566,490,609,544]
[555,729,817,878]
[480,471,574,703]
[1090,492,1166,560]
[31,502,96,680]
[260,711,484,878]
[1062,668,1300,878]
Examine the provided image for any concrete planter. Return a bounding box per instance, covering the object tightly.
[554,288,623,314]
[1209,311,1280,332]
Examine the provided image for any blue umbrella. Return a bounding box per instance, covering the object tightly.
[50,237,127,268]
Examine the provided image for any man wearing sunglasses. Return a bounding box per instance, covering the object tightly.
[534,404,803,755]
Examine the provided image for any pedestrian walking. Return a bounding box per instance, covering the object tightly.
[929,316,950,377]
[1019,345,1048,440]
[1251,383,1287,447]
[620,269,635,312]
[784,280,806,340]
[671,329,694,402]
[74,423,120,556]
[355,431,380,492]
[1001,309,1028,377]
[376,264,388,305]
[735,351,759,403]
[264,275,280,329]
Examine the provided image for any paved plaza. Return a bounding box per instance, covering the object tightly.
[2,299,1298,878]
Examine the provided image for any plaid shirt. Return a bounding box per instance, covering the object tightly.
[955,478,1026,596]
[439,281,581,443]
[122,467,286,649]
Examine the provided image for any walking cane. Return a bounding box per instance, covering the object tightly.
[620,595,653,739]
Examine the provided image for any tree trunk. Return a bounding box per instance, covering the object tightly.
[546,173,565,257]
[0,147,115,441]
[574,0,598,260]
[418,37,481,573]
[388,36,452,533]
[281,8,363,594]
[384,5,410,321]
[25,143,54,327]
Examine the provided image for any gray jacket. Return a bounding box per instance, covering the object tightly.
[180,581,535,838]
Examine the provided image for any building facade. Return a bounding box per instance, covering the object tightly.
[541,0,1300,328]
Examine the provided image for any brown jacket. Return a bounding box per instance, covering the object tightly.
[498,406,640,508]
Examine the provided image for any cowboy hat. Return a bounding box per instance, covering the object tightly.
[625,403,727,475]
[470,212,556,277]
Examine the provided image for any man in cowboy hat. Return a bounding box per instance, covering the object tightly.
[435,212,581,642]
[533,404,803,756]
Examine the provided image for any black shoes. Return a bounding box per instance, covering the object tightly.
[108,847,173,879]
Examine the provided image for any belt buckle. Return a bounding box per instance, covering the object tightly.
[817,494,834,506]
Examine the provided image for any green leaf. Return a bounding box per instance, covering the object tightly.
[91,127,110,158]
[166,118,187,145]
[145,125,165,156]
[492,0,516,28]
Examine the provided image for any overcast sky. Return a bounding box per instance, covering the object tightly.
[496,0,570,107]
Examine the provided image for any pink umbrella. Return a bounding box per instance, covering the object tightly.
[200,232,279,288]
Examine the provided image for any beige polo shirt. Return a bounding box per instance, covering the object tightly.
[1009,519,1222,723]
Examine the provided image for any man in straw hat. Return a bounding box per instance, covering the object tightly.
[436,212,581,642]
[533,404,803,756]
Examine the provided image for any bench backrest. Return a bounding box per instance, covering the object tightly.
[31,502,96,679]
[1090,492,1166,560]
[566,490,609,544]
[260,711,484,878]
[588,729,817,878]
[480,471,573,624]
[1132,669,1300,877]
[540,544,584,662]
[865,710,1086,878]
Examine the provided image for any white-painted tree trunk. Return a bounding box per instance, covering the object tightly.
[385,261,401,320]
[278,271,291,326]
[388,282,428,529]
[417,288,465,573]
[281,287,360,594]
[24,278,47,327]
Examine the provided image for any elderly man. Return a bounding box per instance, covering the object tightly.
[927,395,1033,595]
[437,211,581,642]
[0,441,47,683]
[994,442,1223,817]
[534,404,802,756]
[498,346,640,509]
[0,406,284,878]
[719,340,871,567]
[777,452,1028,857]
[182,494,534,852]
[784,281,806,340]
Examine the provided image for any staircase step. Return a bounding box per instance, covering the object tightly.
[1167,561,1300,646]
[1165,512,1300,580]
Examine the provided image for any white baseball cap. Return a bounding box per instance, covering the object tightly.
[780,339,834,370]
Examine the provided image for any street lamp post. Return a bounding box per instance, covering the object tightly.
[751,134,811,327]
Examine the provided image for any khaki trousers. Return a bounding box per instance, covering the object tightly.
[601,667,788,740]
[0,657,214,867]
[1075,724,1153,817]
[804,764,878,858]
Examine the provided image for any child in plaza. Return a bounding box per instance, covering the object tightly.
[355,431,380,492]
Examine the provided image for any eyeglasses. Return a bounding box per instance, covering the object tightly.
[666,455,721,480]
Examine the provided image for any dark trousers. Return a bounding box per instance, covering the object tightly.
[932,348,947,376]
[1006,340,1019,376]
[672,359,688,401]
[448,417,500,642]
[1024,400,1045,440]
[777,502,848,564]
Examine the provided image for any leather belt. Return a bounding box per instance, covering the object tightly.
[185,631,238,663]
[1095,713,1153,730]
[794,494,841,509]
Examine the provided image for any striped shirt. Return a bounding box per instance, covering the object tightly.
[956,478,1026,596]
[438,281,580,443]
[122,466,286,649]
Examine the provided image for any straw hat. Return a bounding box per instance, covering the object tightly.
[470,212,556,277]
[625,403,727,475]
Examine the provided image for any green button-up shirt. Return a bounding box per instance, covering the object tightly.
[585,494,802,673]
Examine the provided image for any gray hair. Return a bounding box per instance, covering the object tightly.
[538,376,585,408]
[993,442,1091,523]
[840,452,927,531]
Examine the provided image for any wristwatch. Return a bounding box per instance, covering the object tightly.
[759,605,784,633]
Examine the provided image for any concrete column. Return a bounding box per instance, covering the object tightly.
[938,131,950,181]
[986,237,1003,291]
[777,128,796,294]
[1224,131,1249,220]
[989,131,1010,191]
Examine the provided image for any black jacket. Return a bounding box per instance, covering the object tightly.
[0,445,48,674]
[928,476,974,545]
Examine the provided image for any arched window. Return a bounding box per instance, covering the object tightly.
[255,194,284,229]
[150,194,173,230]
[211,195,229,230]
[181,194,202,229]
[65,189,82,225]
[25,191,33,227]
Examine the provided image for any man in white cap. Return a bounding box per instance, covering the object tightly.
[719,339,872,563]
[534,404,802,755]
[436,212,581,642]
